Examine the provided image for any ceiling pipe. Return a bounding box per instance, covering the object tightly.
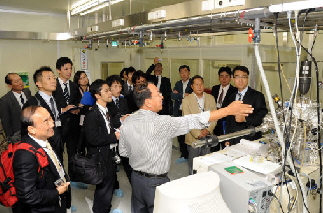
[85,7,273,39]
[84,6,323,40]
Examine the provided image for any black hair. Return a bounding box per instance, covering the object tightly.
[33,66,53,85]
[89,79,106,100]
[5,73,19,85]
[132,70,146,85]
[233,66,249,76]
[106,75,123,87]
[191,75,204,84]
[56,57,73,70]
[133,82,152,108]
[126,66,136,76]
[120,68,128,78]
[73,70,89,86]
[218,66,232,76]
[179,65,190,72]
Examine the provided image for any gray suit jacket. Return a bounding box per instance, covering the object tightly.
[0,88,32,137]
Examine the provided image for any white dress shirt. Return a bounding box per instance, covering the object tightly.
[12,91,27,108]
[216,84,230,108]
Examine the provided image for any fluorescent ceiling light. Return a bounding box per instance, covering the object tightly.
[71,0,124,16]
[71,0,99,15]
[80,2,109,15]
[48,33,73,40]
[269,0,323,12]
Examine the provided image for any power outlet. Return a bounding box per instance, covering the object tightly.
[214,0,229,9]
[215,0,245,9]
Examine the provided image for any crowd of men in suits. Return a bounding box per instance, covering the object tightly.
[0,56,266,213]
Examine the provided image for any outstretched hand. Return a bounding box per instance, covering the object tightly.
[226,101,253,116]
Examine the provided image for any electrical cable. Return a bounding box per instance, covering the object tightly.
[286,173,300,212]
[299,173,311,196]
[270,189,286,213]
[289,10,319,211]
[254,42,294,213]
[284,12,301,168]
[253,20,292,212]
[291,21,322,213]
[254,11,312,212]
[287,11,301,106]
[273,12,284,112]
[290,153,311,213]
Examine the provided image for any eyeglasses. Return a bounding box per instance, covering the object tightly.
[233,75,248,79]
[150,92,163,98]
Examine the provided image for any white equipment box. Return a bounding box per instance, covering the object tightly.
[209,162,273,213]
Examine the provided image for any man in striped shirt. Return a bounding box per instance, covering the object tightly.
[119,82,253,213]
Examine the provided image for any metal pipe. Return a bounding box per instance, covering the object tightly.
[85,6,323,40]
[191,127,256,148]
[85,8,272,39]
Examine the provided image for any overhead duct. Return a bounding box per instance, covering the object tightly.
[84,8,274,40]
[78,0,323,41]
[0,31,73,41]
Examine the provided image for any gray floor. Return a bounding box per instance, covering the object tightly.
[0,142,188,213]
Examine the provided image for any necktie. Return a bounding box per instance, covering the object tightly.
[218,89,224,106]
[128,85,133,93]
[105,111,111,134]
[63,83,70,104]
[156,75,161,89]
[238,93,242,101]
[115,98,120,109]
[49,97,56,119]
[20,94,25,106]
[45,142,65,181]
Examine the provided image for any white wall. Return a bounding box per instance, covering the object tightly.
[0,40,84,95]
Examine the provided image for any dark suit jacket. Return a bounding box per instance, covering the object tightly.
[122,82,133,96]
[122,82,138,113]
[13,135,71,213]
[83,104,119,178]
[146,65,173,115]
[222,86,268,144]
[0,88,31,137]
[211,84,237,107]
[108,97,129,119]
[23,92,63,161]
[53,79,79,108]
[171,79,193,117]
[52,79,80,141]
[106,98,129,130]
[211,84,237,135]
